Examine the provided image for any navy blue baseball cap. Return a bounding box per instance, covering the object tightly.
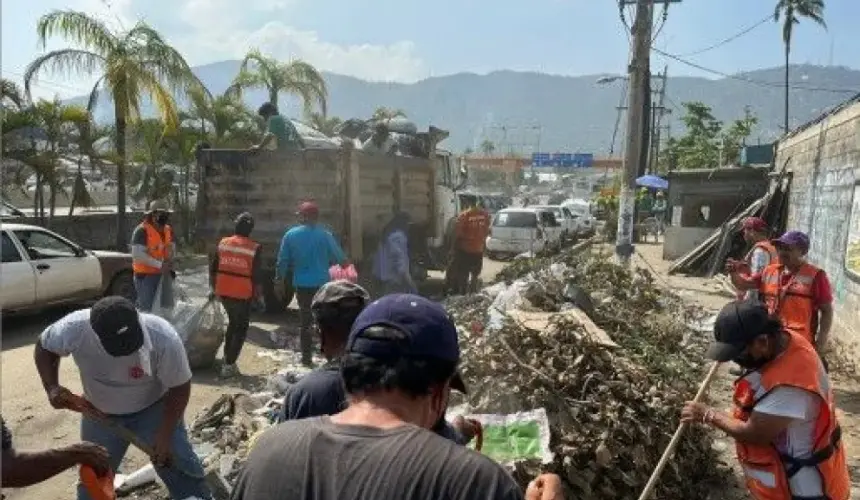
[348,294,460,362]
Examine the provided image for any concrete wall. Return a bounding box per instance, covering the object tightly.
[5,211,172,250]
[662,226,713,260]
[774,97,860,359]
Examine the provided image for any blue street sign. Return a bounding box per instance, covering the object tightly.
[531,152,594,168]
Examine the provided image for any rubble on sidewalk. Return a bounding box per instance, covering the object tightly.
[446,247,732,498]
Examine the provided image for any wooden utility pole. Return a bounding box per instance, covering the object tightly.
[616,0,654,266]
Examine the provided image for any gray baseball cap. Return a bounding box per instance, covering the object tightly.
[312,280,370,310]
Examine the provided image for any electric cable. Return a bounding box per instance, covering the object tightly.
[677,14,773,57]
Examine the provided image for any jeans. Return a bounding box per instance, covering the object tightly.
[295,287,320,366]
[221,297,251,365]
[76,399,210,500]
[134,273,175,312]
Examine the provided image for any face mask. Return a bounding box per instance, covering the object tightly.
[733,352,768,370]
[155,214,170,225]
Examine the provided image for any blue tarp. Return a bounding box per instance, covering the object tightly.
[635,174,668,190]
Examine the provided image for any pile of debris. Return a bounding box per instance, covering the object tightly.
[447,247,732,498]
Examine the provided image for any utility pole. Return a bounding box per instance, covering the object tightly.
[616,0,654,266]
[648,66,670,174]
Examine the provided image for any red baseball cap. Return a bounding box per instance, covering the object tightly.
[741,217,767,232]
[298,201,319,216]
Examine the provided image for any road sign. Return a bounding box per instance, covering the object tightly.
[531,152,594,168]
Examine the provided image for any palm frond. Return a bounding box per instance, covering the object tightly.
[24,49,105,101]
[36,10,116,54]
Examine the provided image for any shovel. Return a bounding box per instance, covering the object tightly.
[636,361,722,500]
[69,393,205,479]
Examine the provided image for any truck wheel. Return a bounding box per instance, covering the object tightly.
[107,271,136,302]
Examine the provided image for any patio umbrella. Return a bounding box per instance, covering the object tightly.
[635,174,668,190]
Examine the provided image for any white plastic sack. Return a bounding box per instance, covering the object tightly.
[173,298,227,370]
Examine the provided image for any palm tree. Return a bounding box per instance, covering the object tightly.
[1,78,25,109]
[480,139,496,156]
[184,88,257,146]
[305,111,342,136]
[25,10,206,248]
[774,0,825,133]
[67,118,109,216]
[229,49,327,117]
[372,107,406,123]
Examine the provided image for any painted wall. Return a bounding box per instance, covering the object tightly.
[774,98,860,362]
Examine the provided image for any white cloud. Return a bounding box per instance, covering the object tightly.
[72,0,428,83]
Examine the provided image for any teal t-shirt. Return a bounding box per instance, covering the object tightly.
[267,114,303,150]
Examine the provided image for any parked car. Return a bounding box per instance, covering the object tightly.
[1,223,135,314]
[485,208,561,260]
[532,205,581,243]
[562,200,597,236]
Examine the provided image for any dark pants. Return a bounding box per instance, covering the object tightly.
[296,287,320,366]
[220,297,251,365]
[446,249,483,295]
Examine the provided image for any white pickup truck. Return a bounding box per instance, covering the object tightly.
[1,223,135,313]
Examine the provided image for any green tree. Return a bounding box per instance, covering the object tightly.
[229,49,328,117]
[463,147,474,156]
[305,111,342,136]
[774,0,826,133]
[1,78,25,109]
[372,107,406,123]
[25,10,205,248]
[67,118,110,216]
[184,87,257,147]
[720,106,759,166]
[480,139,496,156]
[666,101,722,170]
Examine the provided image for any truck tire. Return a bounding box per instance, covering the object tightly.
[107,270,136,302]
[263,278,295,314]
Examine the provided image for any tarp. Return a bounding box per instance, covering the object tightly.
[635,174,669,190]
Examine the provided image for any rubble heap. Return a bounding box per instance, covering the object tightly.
[448,248,732,499]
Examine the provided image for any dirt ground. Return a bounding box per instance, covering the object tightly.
[3,248,858,498]
[0,259,508,499]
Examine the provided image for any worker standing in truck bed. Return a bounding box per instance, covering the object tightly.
[276,201,349,366]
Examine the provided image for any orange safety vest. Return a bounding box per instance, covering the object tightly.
[132,222,173,275]
[214,235,259,300]
[760,263,821,344]
[737,241,781,300]
[732,331,850,500]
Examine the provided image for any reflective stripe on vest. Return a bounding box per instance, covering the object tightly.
[731,332,850,500]
[214,235,259,300]
[132,222,173,275]
[760,263,819,344]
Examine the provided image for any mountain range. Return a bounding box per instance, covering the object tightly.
[72,61,860,154]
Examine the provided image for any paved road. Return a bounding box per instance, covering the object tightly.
[0,257,507,500]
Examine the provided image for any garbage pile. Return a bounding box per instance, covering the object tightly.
[446,247,732,498]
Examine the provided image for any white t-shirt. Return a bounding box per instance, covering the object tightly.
[40,309,192,415]
[744,247,772,301]
[742,370,823,496]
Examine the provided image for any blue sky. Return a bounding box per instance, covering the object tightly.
[3,0,858,100]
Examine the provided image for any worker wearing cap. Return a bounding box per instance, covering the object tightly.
[131,199,176,312]
[681,301,849,500]
[276,201,349,366]
[729,230,833,353]
[210,212,263,378]
[278,282,479,445]
[446,198,491,295]
[233,293,563,500]
[728,217,779,302]
[33,296,210,500]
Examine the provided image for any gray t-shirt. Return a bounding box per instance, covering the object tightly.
[231,417,523,500]
[40,309,192,415]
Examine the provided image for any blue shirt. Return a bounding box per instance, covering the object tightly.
[277,224,346,288]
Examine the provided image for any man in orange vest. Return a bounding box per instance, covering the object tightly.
[681,301,850,500]
[131,200,176,312]
[210,212,262,378]
[730,217,779,302]
[445,198,491,294]
[729,230,834,354]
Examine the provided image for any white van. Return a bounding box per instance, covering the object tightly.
[486,208,559,259]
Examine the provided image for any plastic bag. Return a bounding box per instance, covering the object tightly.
[173,298,227,370]
[329,264,358,283]
[151,275,177,319]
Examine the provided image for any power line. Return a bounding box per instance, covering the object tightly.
[676,14,772,57]
[651,47,859,94]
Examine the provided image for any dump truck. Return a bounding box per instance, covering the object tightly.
[196,140,465,311]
